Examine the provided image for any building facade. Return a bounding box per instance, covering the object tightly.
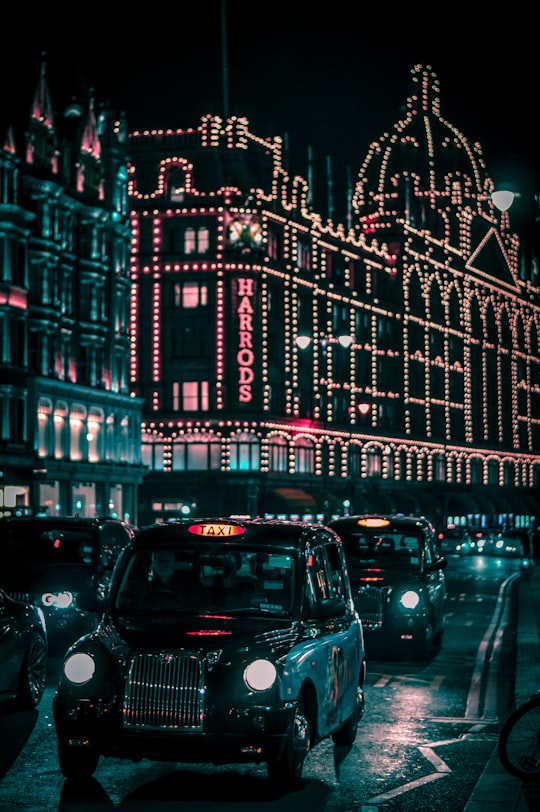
[129,64,540,530]
[0,59,144,522]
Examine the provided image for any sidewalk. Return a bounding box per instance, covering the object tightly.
[464,562,540,811]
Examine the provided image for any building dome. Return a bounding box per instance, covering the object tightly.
[352,63,499,247]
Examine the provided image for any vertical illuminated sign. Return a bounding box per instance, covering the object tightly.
[236,278,255,403]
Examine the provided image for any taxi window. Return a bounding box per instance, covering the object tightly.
[306,543,348,610]
[341,530,421,570]
[423,532,434,565]
[100,524,129,567]
[115,547,296,615]
[7,526,96,565]
[395,536,420,568]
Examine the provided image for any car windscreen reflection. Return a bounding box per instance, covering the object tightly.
[342,532,421,571]
[113,546,295,617]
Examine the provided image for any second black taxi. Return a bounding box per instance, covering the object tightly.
[53,517,367,790]
[0,516,136,654]
[329,514,447,660]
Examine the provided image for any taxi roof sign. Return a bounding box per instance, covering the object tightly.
[188,522,246,537]
[357,517,391,529]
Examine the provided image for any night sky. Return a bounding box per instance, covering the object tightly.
[1,2,538,231]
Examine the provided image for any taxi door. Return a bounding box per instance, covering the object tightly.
[304,540,362,737]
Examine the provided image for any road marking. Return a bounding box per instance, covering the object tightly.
[369,771,447,802]
[371,673,445,689]
[465,573,518,721]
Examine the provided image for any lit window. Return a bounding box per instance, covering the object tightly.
[197,227,209,253]
[182,381,209,411]
[184,228,196,254]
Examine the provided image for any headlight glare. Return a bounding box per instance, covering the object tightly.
[244,659,277,691]
[64,652,96,684]
[400,590,420,610]
[42,591,73,609]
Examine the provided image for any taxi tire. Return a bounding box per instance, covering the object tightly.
[413,620,433,660]
[332,684,364,746]
[17,632,48,709]
[57,739,99,779]
[266,696,310,789]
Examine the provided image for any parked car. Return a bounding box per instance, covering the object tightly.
[437,525,473,556]
[328,514,447,660]
[0,586,48,708]
[496,529,529,559]
[468,527,503,556]
[53,517,366,789]
[0,516,136,654]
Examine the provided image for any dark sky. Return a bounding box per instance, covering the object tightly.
[1,2,537,226]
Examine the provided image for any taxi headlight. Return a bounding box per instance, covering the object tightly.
[42,591,74,609]
[244,659,277,691]
[400,590,420,610]
[64,652,96,684]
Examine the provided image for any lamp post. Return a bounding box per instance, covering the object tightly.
[295,332,353,522]
[491,190,519,212]
[491,178,540,282]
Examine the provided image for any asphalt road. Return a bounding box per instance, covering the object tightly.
[0,554,522,811]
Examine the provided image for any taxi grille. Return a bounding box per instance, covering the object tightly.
[123,651,204,730]
[354,585,384,628]
[6,591,32,603]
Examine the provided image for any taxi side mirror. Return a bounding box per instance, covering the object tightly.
[77,590,105,613]
[310,596,347,620]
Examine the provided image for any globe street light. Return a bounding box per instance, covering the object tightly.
[491,190,519,212]
[295,332,353,521]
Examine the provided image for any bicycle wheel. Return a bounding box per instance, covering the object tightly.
[498,696,540,780]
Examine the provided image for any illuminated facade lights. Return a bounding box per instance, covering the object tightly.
[129,63,539,528]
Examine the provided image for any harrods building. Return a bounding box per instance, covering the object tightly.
[1,61,539,531]
[129,64,540,529]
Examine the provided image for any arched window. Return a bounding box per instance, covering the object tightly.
[294,437,315,474]
[141,438,166,471]
[433,453,446,482]
[230,432,260,471]
[365,445,382,477]
[172,433,221,471]
[487,459,499,485]
[87,407,104,463]
[503,460,515,486]
[347,444,362,478]
[69,403,87,461]
[470,457,484,485]
[268,436,288,472]
[38,397,53,457]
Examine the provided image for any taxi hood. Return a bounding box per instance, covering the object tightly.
[100,611,300,657]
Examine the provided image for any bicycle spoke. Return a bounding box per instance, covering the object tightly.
[499,698,540,779]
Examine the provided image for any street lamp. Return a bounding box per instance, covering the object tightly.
[491,190,519,212]
[491,183,540,282]
[295,332,352,521]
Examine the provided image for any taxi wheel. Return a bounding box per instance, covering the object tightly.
[413,621,433,660]
[57,739,99,779]
[267,696,311,789]
[17,632,48,709]
[332,684,364,746]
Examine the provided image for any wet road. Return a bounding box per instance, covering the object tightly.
[0,554,521,811]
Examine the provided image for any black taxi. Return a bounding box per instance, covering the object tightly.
[53,518,366,789]
[0,515,136,654]
[329,514,447,660]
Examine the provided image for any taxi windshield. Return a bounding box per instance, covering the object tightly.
[114,546,295,616]
[342,532,421,570]
[5,526,96,566]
